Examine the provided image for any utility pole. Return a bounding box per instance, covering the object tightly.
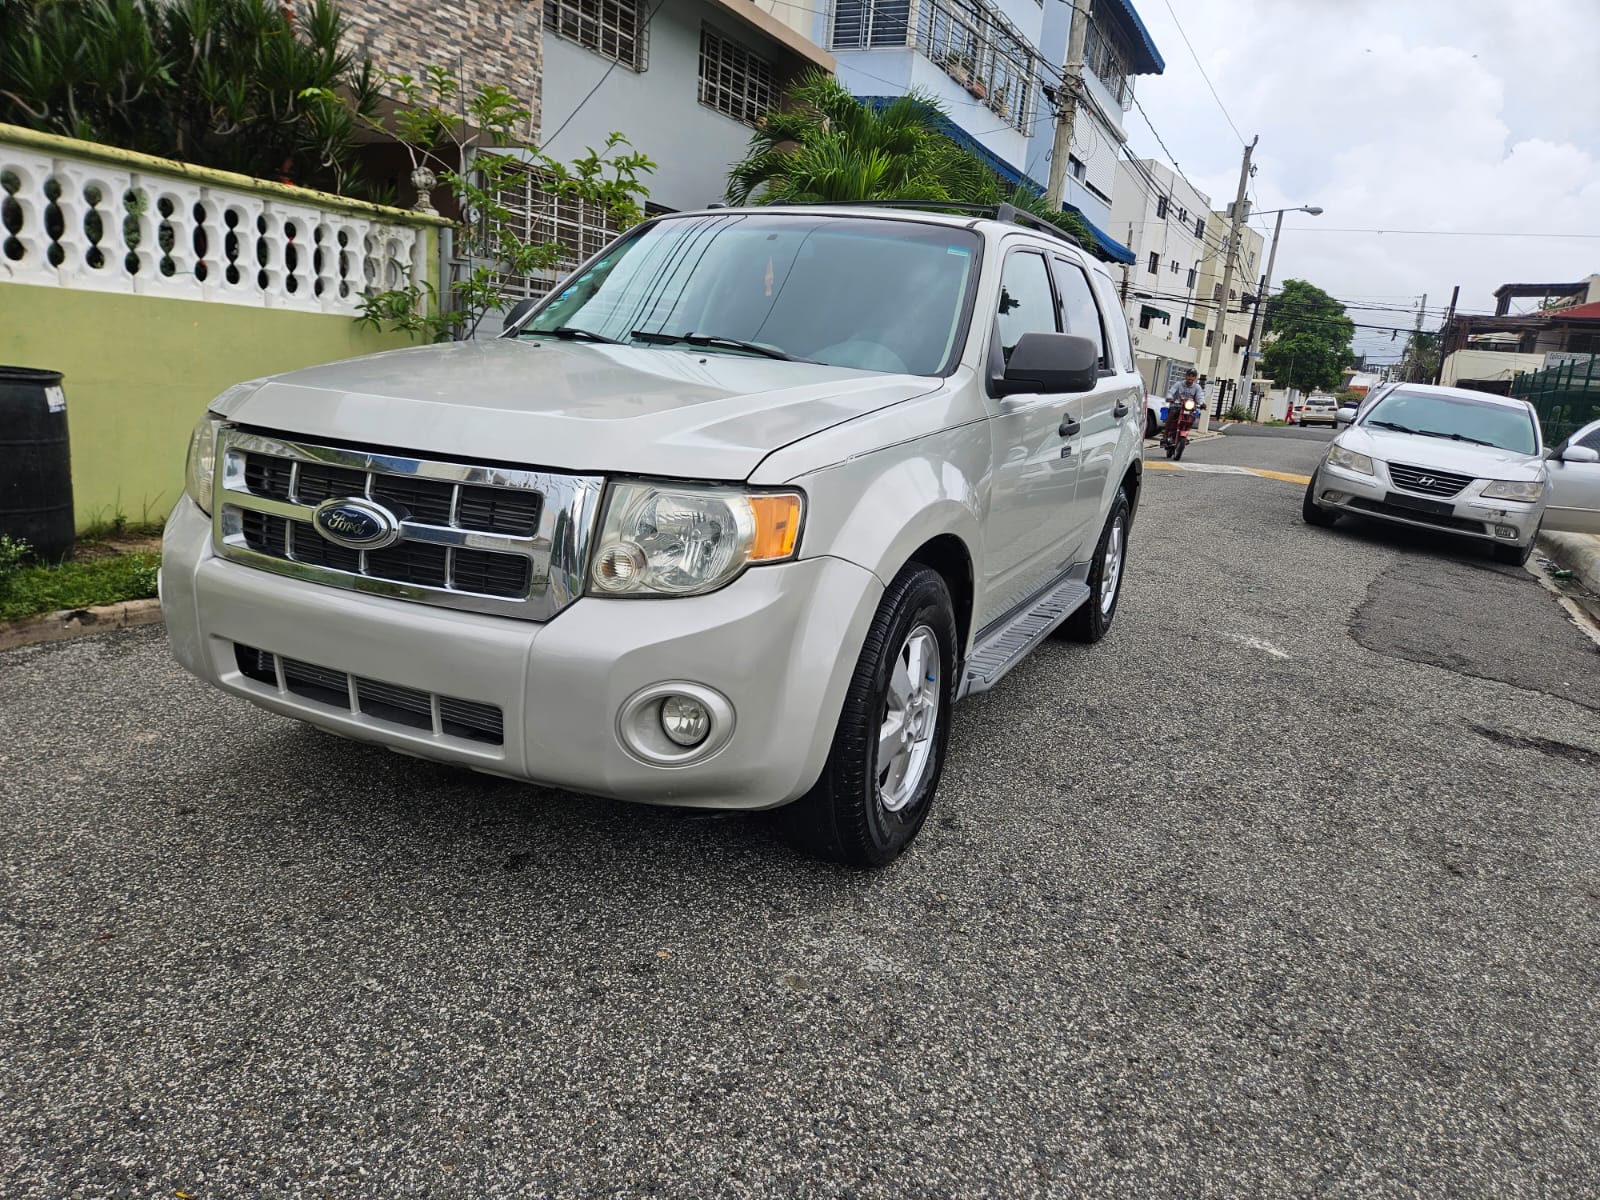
[1205,135,1258,410]
[1432,285,1459,384]
[1407,293,1427,382]
[1045,0,1090,210]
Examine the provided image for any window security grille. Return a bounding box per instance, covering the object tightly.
[544,0,647,70]
[699,26,778,126]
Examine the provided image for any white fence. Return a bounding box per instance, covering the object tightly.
[1,130,435,315]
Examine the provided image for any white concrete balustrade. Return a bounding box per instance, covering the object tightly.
[1,129,434,315]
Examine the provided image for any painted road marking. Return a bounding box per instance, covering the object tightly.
[1145,461,1311,485]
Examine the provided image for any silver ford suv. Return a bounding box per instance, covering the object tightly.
[162,203,1146,865]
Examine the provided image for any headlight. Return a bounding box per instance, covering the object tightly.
[589,482,804,597]
[1481,478,1544,502]
[184,415,223,514]
[1327,443,1374,476]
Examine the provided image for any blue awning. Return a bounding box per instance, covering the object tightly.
[1060,201,1137,265]
[1097,0,1165,75]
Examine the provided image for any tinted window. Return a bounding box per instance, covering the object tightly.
[525,214,979,375]
[1360,388,1538,455]
[1051,258,1106,366]
[996,252,1058,363]
[1577,423,1600,452]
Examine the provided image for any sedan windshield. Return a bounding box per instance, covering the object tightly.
[520,213,980,376]
[1359,388,1537,455]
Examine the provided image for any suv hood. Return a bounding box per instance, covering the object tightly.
[216,339,941,480]
[1340,425,1544,479]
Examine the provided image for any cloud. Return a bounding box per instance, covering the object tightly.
[1125,0,1600,358]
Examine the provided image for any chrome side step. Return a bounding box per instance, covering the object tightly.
[959,577,1092,698]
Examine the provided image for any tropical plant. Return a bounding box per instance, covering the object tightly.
[339,66,655,341]
[1260,279,1356,393]
[726,70,1096,254]
[0,0,380,195]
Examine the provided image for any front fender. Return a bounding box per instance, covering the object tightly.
[781,426,989,626]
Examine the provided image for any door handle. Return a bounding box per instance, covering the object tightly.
[1059,416,1081,438]
[1113,400,1129,418]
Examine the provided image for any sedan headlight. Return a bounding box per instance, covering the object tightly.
[184,415,224,514]
[589,482,804,597]
[1326,443,1375,476]
[1481,478,1544,502]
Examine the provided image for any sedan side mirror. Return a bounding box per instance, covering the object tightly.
[1562,444,1600,463]
[996,332,1100,397]
[1335,405,1358,425]
[499,296,540,335]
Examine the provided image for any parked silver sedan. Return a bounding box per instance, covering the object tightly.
[1302,382,1600,564]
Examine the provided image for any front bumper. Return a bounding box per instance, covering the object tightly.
[160,497,883,809]
[1315,459,1543,545]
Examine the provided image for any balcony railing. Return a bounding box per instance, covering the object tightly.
[831,0,1038,133]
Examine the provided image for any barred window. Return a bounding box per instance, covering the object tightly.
[487,159,625,301]
[545,0,647,70]
[699,27,778,126]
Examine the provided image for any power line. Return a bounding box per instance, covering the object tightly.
[541,0,669,150]
[1157,0,1245,144]
[1271,227,1600,238]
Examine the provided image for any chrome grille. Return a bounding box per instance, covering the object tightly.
[234,642,504,745]
[213,428,605,620]
[1387,462,1473,498]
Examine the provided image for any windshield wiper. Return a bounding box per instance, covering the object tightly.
[522,325,623,344]
[1430,431,1497,447]
[630,330,810,362]
[1369,419,1435,437]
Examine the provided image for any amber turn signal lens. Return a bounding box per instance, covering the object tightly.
[747,493,803,561]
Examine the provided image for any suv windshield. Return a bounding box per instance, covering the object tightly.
[1359,388,1537,455]
[521,213,980,376]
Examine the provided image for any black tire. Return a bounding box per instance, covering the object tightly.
[785,564,957,867]
[1145,412,1158,440]
[1492,538,1534,566]
[1062,488,1131,644]
[1173,438,1187,461]
[1302,469,1339,527]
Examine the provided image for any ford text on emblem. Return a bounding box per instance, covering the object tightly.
[311,497,401,550]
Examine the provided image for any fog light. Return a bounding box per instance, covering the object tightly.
[1495,525,1519,540]
[660,694,711,747]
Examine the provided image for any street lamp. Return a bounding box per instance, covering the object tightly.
[1237,205,1323,417]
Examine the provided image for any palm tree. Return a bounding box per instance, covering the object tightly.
[725,70,1098,254]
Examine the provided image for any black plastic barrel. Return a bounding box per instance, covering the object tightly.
[0,366,74,563]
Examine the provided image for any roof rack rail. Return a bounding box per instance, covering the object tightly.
[761,198,1083,249]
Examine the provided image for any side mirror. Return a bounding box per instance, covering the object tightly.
[499,296,540,335]
[1562,444,1600,463]
[1336,405,1358,425]
[995,332,1100,397]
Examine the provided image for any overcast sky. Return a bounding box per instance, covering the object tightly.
[1123,0,1600,365]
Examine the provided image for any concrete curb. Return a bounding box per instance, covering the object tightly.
[1538,530,1600,596]
[1142,430,1224,447]
[0,598,163,652]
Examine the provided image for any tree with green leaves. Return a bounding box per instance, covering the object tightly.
[339,66,654,341]
[726,70,1096,255]
[1260,278,1356,393]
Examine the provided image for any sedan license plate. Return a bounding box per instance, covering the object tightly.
[1384,491,1454,517]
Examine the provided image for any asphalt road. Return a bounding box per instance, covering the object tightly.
[5,432,1600,1198]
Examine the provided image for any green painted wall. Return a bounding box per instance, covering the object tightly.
[0,280,429,530]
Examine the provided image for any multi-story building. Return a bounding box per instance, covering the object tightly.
[768,0,1160,263]
[1187,209,1264,406]
[1108,158,1214,394]
[1024,0,1164,237]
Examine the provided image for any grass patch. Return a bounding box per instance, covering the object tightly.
[0,538,160,622]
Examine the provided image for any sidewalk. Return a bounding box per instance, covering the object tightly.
[1537,530,1600,623]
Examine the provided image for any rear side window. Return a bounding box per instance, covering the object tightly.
[995,252,1059,363]
[1050,258,1107,367]
[1577,424,1600,452]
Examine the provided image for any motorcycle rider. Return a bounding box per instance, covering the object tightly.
[1165,368,1205,434]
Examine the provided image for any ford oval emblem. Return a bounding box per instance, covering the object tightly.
[311,497,400,550]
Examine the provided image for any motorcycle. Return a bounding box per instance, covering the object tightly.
[1160,396,1198,460]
